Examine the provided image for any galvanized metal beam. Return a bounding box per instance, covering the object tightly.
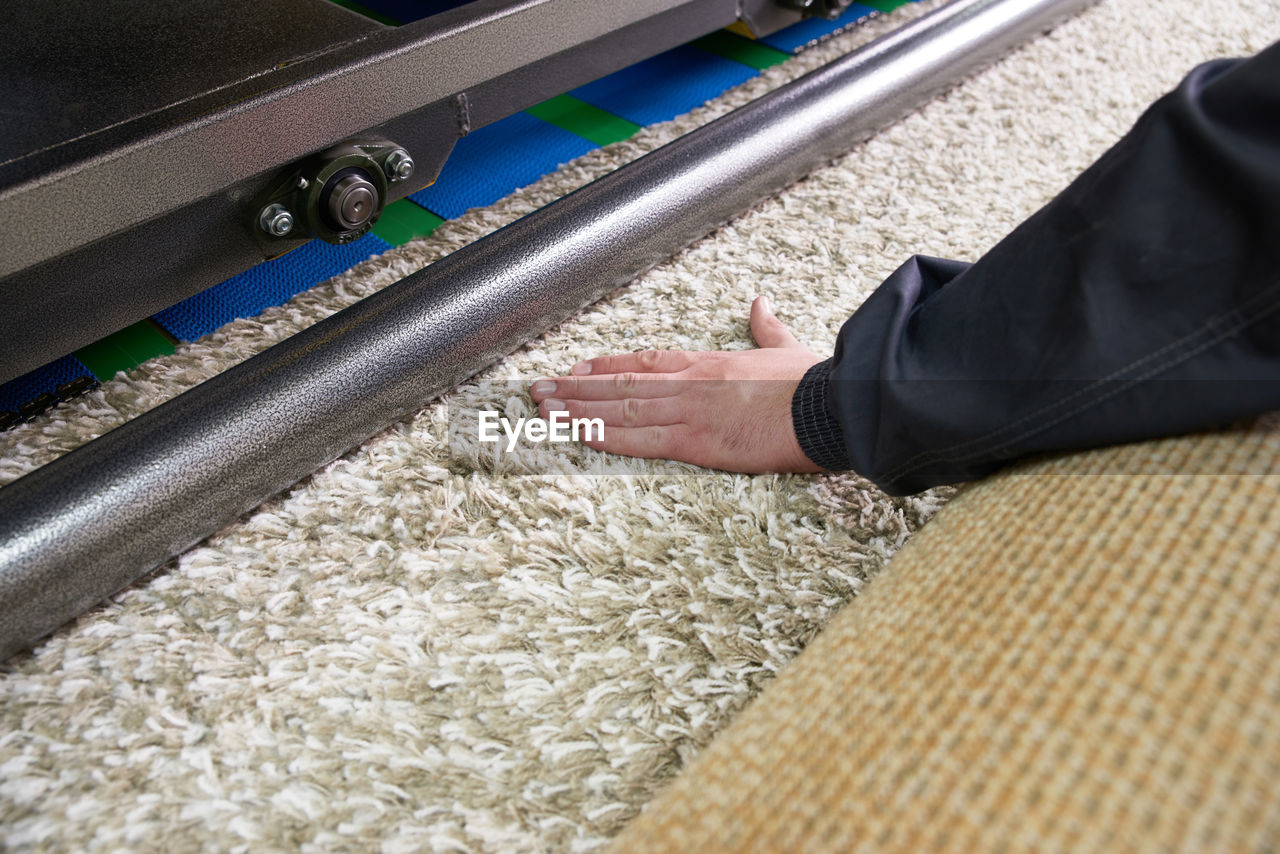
[0,0,1097,660]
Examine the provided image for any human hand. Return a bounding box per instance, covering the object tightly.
[530,296,825,473]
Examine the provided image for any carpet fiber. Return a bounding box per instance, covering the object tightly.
[2,0,1276,850]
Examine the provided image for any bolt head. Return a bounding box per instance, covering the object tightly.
[385,149,415,182]
[259,204,294,237]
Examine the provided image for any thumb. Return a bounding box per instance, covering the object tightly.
[750,296,804,349]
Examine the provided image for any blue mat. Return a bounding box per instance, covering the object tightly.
[410,112,598,219]
[569,45,759,128]
[760,4,880,53]
[154,234,392,342]
[0,355,93,414]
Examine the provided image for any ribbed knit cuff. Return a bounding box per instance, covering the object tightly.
[791,359,852,471]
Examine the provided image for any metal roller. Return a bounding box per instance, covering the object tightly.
[0,0,1096,660]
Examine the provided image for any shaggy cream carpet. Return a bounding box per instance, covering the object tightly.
[2,0,1276,850]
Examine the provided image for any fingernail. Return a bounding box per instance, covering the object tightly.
[532,379,555,396]
[571,362,592,376]
[758,295,771,312]
[544,398,567,412]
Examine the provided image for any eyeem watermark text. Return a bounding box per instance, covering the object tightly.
[478,410,605,452]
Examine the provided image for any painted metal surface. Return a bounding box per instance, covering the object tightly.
[0,0,719,280]
[0,0,1096,660]
[0,0,739,382]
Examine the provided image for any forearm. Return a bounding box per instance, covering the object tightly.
[795,43,1280,494]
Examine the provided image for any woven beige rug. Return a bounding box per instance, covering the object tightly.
[609,419,1280,853]
[2,0,1277,850]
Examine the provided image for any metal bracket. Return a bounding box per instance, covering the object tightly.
[255,139,411,245]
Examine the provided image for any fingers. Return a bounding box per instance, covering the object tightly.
[530,296,808,435]
[537,395,686,428]
[569,349,695,377]
[531,372,686,402]
[532,349,698,403]
[749,295,804,350]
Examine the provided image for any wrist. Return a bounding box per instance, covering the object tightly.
[790,359,852,471]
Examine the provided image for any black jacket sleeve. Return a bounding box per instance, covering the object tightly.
[793,41,1280,495]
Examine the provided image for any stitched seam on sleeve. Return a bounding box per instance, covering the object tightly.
[879,276,1280,484]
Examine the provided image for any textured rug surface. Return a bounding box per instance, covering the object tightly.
[609,420,1280,853]
[2,0,1277,850]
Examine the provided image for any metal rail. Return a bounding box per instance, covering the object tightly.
[0,0,1096,660]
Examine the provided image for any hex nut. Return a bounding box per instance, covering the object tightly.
[259,203,294,237]
[384,149,415,182]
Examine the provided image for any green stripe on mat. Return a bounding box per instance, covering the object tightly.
[524,95,642,148]
[372,199,446,245]
[690,30,790,70]
[75,320,176,379]
[862,0,911,12]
